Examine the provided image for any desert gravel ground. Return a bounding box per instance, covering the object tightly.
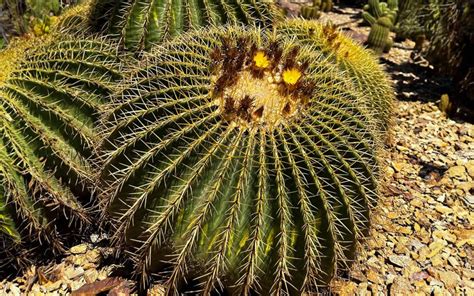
[1,5,473,296]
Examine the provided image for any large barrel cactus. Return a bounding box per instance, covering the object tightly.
[88,0,281,51]
[98,22,392,294]
[0,35,125,270]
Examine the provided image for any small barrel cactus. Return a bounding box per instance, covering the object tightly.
[99,21,392,294]
[88,0,282,51]
[0,35,125,270]
[368,16,394,54]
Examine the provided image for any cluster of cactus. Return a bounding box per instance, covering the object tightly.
[0,34,125,271]
[98,20,393,294]
[88,0,281,51]
[301,0,334,19]
[362,0,398,53]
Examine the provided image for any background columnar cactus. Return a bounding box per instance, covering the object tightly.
[363,0,398,24]
[301,0,333,20]
[301,0,322,19]
[367,16,394,53]
[0,35,125,271]
[88,0,281,51]
[99,21,393,294]
[362,0,397,52]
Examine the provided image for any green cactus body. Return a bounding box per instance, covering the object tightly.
[0,35,125,268]
[362,11,377,25]
[89,0,281,51]
[301,6,321,19]
[275,20,394,133]
[368,17,394,53]
[368,0,383,18]
[100,21,391,294]
[320,0,333,12]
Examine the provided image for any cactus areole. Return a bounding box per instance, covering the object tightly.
[100,24,390,294]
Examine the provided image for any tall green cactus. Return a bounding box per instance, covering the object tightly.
[363,0,398,25]
[88,0,282,51]
[301,0,322,19]
[367,16,394,53]
[99,21,392,294]
[0,35,125,270]
[301,0,333,19]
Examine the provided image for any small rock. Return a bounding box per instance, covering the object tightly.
[70,244,88,255]
[435,204,453,215]
[446,165,467,180]
[466,160,474,178]
[427,240,446,258]
[410,271,429,281]
[388,255,411,268]
[438,270,460,289]
[430,254,444,266]
[367,270,380,284]
[447,256,459,267]
[390,277,414,294]
[64,266,84,280]
[84,269,99,284]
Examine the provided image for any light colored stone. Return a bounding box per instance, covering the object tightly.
[446,165,466,180]
[389,255,412,268]
[69,244,88,255]
[83,269,98,284]
[465,160,474,178]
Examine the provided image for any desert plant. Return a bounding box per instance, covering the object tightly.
[301,0,322,19]
[98,21,392,294]
[320,0,333,11]
[367,16,394,53]
[275,20,394,133]
[363,0,398,22]
[88,0,282,51]
[0,34,126,271]
[301,0,333,19]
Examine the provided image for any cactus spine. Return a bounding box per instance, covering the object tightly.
[368,16,394,53]
[99,21,392,294]
[275,20,394,133]
[0,35,125,270]
[88,0,281,51]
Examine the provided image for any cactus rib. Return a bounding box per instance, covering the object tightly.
[89,0,282,51]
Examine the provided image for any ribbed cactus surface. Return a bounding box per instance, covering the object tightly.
[368,17,394,53]
[275,20,394,132]
[99,21,392,294]
[0,35,124,268]
[89,0,281,51]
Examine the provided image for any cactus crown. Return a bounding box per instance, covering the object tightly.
[99,21,391,294]
[211,38,312,128]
